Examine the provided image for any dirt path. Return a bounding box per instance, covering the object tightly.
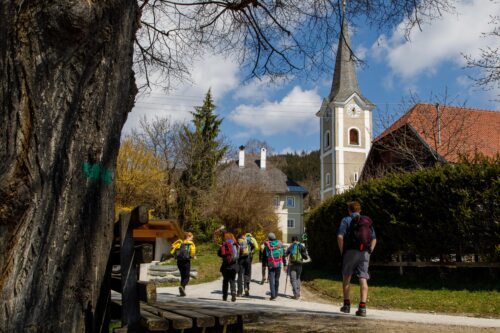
[156,263,500,331]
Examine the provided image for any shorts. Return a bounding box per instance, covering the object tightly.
[342,249,371,279]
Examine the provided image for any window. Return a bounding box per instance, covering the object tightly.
[324,131,331,148]
[349,128,360,145]
[273,196,280,208]
[353,172,359,183]
[326,173,331,186]
[286,196,295,207]
[287,219,295,228]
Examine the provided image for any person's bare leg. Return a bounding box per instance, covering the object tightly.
[340,275,352,313]
[359,278,368,302]
[355,277,369,316]
[342,275,351,300]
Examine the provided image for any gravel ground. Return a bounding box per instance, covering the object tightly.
[156,263,500,331]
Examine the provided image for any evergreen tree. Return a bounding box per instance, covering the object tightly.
[177,90,228,229]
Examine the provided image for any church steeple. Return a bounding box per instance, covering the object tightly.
[318,0,374,202]
[329,0,372,106]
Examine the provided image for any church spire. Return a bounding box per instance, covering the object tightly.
[329,0,370,105]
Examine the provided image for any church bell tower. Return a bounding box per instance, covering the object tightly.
[316,0,375,201]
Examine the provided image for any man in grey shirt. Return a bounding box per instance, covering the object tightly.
[337,201,377,317]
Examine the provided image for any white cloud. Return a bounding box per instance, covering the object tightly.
[355,45,368,61]
[280,147,296,154]
[233,76,288,102]
[456,75,472,87]
[229,86,322,136]
[123,53,240,133]
[372,0,500,79]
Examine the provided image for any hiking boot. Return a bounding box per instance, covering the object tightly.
[222,295,228,301]
[231,294,237,302]
[340,305,350,313]
[269,296,276,301]
[179,286,186,297]
[355,307,366,317]
[244,288,249,296]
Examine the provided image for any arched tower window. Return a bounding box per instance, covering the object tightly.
[326,173,331,186]
[348,128,360,146]
[324,131,331,148]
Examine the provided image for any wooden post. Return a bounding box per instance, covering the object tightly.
[119,206,149,331]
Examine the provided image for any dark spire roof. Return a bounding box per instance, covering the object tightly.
[329,1,373,106]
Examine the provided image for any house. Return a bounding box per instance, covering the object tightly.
[218,146,308,243]
[361,103,500,180]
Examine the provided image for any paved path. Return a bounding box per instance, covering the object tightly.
[157,263,500,329]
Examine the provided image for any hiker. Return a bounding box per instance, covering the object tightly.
[237,232,259,296]
[218,232,240,302]
[262,232,287,300]
[259,241,268,284]
[337,201,377,317]
[170,231,196,297]
[285,236,309,299]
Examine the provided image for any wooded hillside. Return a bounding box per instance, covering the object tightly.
[269,150,320,209]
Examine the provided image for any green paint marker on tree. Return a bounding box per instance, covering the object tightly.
[83,162,113,184]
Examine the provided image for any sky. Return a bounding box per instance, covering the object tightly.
[124,0,499,155]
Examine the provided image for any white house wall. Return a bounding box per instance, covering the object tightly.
[273,193,305,243]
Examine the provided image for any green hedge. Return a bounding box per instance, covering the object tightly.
[306,161,500,267]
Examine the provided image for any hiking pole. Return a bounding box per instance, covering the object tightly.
[284,265,289,294]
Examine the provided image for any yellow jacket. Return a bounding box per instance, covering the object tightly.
[243,234,259,254]
[170,239,196,258]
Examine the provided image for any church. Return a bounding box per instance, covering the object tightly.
[317,7,499,201]
[316,4,374,201]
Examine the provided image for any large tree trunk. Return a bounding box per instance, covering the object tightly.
[0,1,138,331]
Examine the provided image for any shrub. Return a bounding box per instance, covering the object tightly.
[306,160,500,268]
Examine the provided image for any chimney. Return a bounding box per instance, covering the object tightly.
[239,145,245,168]
[260,147,267,169]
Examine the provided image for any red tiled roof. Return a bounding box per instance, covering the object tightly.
[375,103,500,162]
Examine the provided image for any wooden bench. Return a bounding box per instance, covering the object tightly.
[105,205,261,333]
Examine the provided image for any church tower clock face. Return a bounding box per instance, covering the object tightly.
[346,103,361,118]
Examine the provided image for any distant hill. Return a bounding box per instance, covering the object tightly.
[269,150,320,209]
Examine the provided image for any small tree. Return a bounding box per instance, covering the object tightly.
[131,116,183,217]
[177,90,228,228]
[201,181,280,238]
[115,137,168,210]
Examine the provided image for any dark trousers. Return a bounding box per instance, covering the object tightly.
[177,260,190,287]
[289,263,303,297]
[222,269,237,299]
[237,256,251,294]
[268,267,281,298]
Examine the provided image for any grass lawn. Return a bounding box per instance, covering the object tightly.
[156,242,262,287]
[302,265,500,318]
[157,243,223,287]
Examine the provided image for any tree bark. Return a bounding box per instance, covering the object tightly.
[0,1,138,332]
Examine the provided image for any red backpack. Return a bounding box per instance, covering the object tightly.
[220,241,239,264]
[265,241,283,268]
[347,216,373,251]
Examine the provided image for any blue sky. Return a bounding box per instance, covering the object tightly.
[125,0,499,155]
